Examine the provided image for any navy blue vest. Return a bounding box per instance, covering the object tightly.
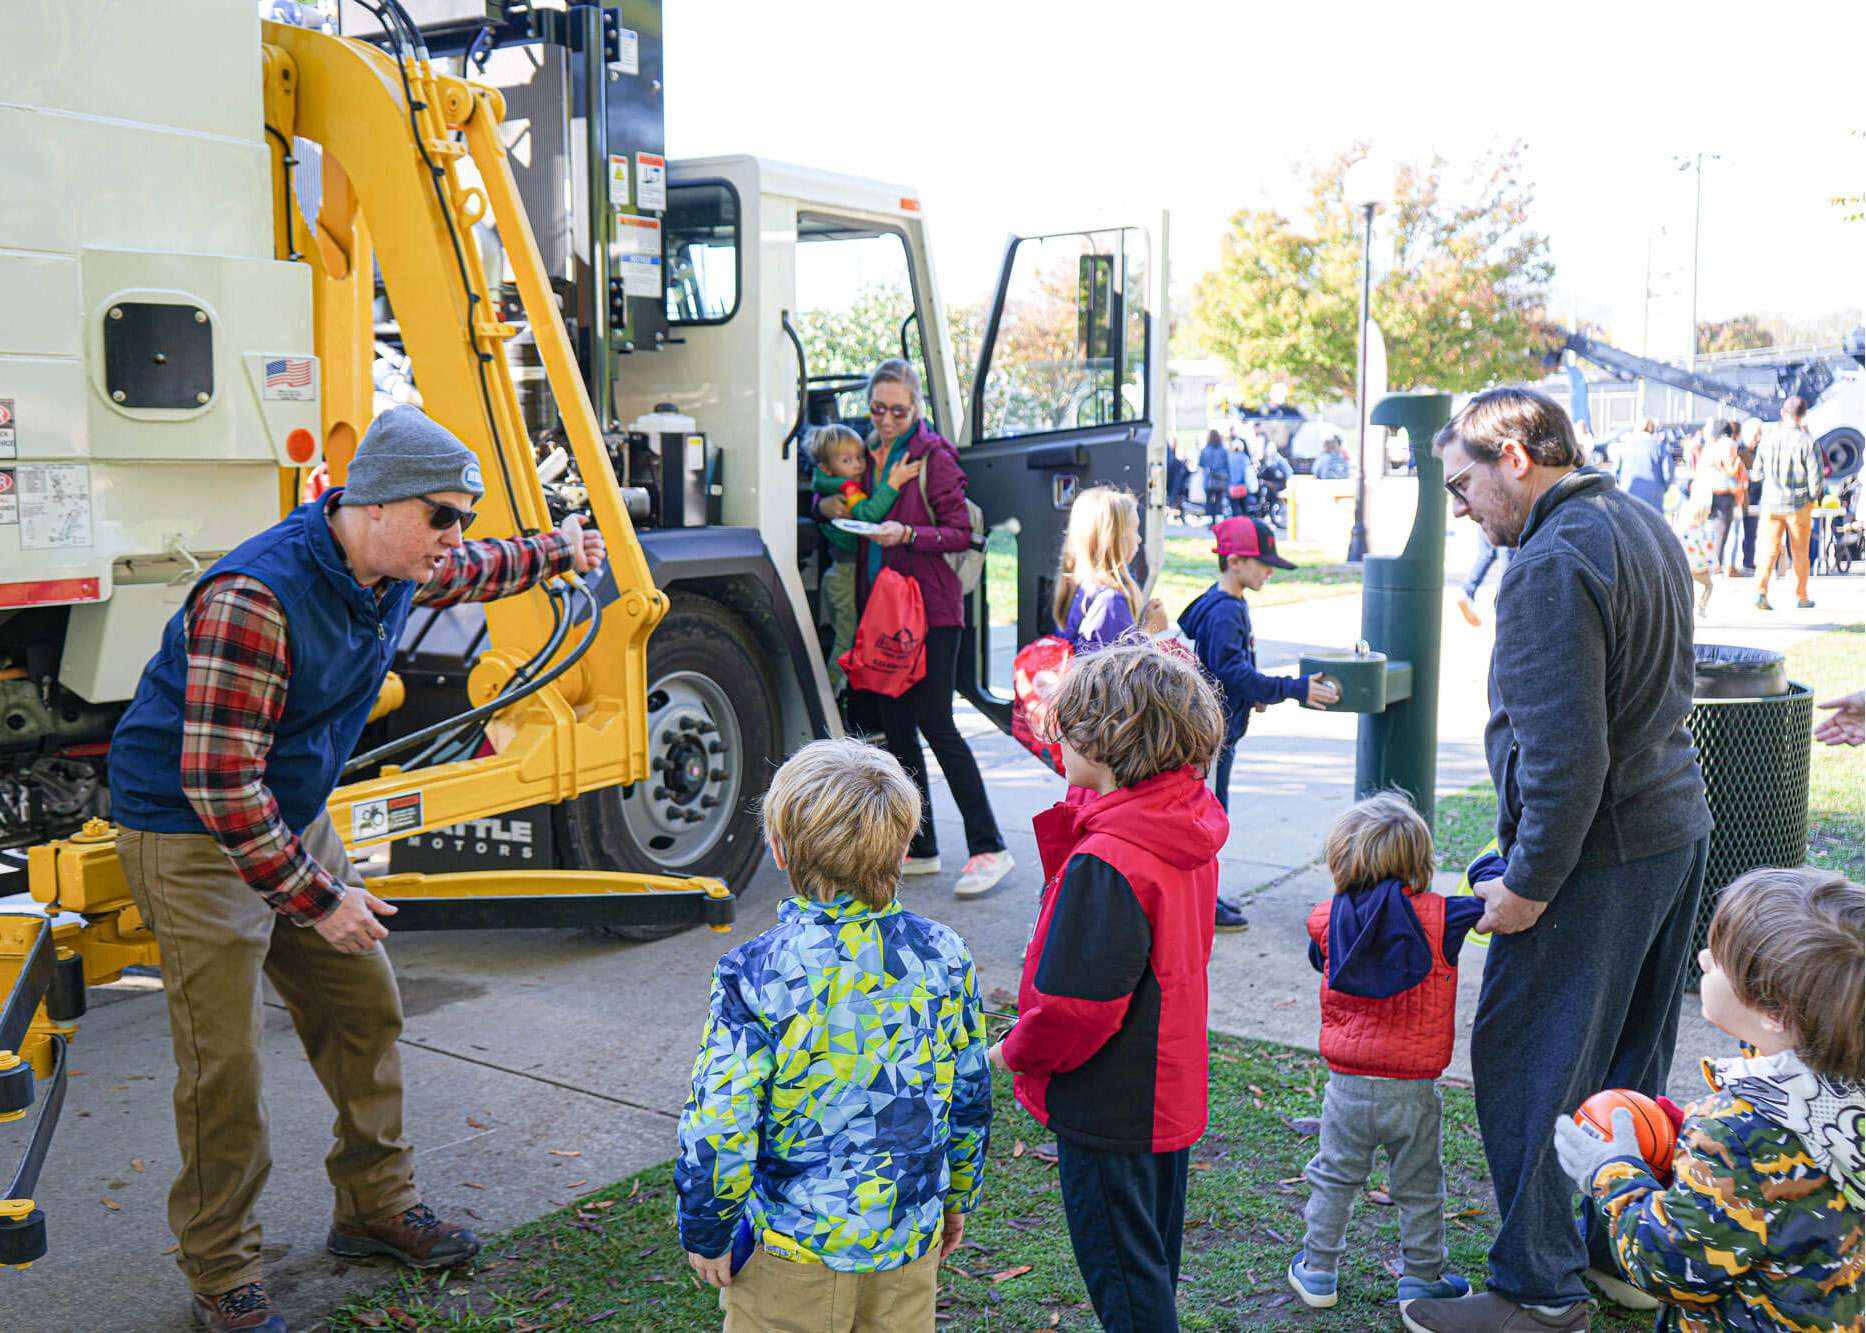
[108,491,414,835]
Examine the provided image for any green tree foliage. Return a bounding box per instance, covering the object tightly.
[1192,143,1555,404]
[1697,315,1777,354]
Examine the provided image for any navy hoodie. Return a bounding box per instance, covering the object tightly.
[1179,583,1304,744]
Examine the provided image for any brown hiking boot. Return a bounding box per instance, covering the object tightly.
[328,1202,481,1269]
[192,1282,287,1333]
[1402,1291,1591,1333]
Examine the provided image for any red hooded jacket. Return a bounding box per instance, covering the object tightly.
[1003,766,1229,1153]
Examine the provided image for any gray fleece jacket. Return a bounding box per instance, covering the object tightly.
[1485,467,1712,902]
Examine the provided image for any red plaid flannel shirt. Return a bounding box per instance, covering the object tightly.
[179,522,574,923]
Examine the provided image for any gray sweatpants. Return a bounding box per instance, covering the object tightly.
[1301,1071,1447,1278]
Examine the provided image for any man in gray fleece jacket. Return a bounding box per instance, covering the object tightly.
[1404,388,1712,1333]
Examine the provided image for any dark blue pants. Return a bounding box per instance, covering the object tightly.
[1471,836,1708,1304]
[1212,740,1235,812]
[1462,537,1511,600]
[1057,1139,1189,1333]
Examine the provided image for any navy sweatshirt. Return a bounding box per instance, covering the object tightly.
[1179,583,1305,745]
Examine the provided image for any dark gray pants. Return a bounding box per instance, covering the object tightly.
[1302,1072,1448,1277]
[1470,837,1708,1305]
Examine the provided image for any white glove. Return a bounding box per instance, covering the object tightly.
[1553,1106,1644,1192]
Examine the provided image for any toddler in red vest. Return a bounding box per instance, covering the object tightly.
[1287,792,1486,1314]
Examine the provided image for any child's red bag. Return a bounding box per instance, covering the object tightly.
[839,567,927,697]
[1011,634,1072,775]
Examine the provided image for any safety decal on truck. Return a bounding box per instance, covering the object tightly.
[353,790,423,844]
[613,214,663,299]
[613,27,639,75]
[263,357,316,403]
[0,399,14,460]
[17,463,91,550]
[608,154,629,206]
[635,153,666,211]
[0,469,15,525]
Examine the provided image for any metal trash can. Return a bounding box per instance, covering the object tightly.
[1688,645,1814,964]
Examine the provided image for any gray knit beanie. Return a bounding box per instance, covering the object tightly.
[341,406,486,506]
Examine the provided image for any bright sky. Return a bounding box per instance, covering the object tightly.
[666,0,1865,352]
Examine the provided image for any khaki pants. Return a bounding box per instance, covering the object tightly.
[1755,503,1814,602]
[723,1245,939,1333]
[117,813,415,1295]
[823,559,857,698]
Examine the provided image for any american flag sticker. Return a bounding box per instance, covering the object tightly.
[263,356,316,402]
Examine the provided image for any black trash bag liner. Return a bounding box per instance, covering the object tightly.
[1693,644,1789,699]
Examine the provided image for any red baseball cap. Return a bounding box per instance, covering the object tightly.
[1212,516,1296,569]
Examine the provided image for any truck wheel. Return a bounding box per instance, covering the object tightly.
[567,596,779,940]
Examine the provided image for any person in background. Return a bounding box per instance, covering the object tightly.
[1674,490,1717,617]
[1052,486,1166,653]
[1737,417,1766,573]
[819,358,1015,900]
[1752,395,1826,611]
[809,424,919,700]
[1612,417,1675,512]
[1455,533,1511,628]
[677,740,990,1327]
[1312,436,1351,480]
[1226,433,1257,514]
[1165,445,1191,521]
[1199,429,1230,523]
[1699,421,1747,577]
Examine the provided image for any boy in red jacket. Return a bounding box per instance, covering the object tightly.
[988,644,1229,1332]
[1289,793,1483,1314]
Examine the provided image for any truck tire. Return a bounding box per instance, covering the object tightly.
[567,595,779,940]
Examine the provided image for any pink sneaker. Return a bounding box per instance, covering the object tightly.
[953,850,1014,898]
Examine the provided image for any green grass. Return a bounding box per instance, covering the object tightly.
[1433,623,1865,880]
[322,1033,1649,1332]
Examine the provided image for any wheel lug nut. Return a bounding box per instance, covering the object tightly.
[709,768,727,781]
[707,740,725,754]
[660,728,677,743]
[678,716,698,731]
[695,720,717,734]
[701,795,720,809]
[653,785,669,799]
[652,756,671,771]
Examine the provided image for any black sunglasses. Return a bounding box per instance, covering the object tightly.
[415,495,477,532]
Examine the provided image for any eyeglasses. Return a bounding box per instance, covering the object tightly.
[415,495,477,532]
[1443,456,1481,504]
[869,400,914,422]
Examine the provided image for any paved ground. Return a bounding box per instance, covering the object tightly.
[4,555,1858,1331]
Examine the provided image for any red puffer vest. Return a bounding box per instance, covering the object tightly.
[1307,890,1457,1080]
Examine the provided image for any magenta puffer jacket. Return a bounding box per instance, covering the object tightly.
[857,421,975,628]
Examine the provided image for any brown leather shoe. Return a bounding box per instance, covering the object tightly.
[192,1282,287,1332]
[327,1202,481,1269]
[1402,1291,1591,1333]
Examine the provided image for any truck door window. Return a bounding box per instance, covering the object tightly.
[795,216,934,434]
[976,228,1148,440]
[665,182,739,325]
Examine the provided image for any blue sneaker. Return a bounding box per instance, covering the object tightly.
[1215,896,1249,933]
[1397,1272,1469,1308]
[1287,1250,1338,1308]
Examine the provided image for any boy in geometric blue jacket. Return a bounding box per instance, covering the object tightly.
[676,738,991,1329]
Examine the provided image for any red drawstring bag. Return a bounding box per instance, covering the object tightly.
[1011,634,1073,775]
[840,567,927,697]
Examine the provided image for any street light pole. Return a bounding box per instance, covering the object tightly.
[1346,199,1376,563]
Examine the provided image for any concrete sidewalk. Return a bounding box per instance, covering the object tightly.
[2,566,1856,1331]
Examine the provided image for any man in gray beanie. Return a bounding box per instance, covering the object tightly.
[107,406,603,1333]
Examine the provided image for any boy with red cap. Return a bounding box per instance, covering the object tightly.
[1178,516,1340,930]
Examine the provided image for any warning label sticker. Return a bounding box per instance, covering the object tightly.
[607,154,629,207]
[614,28,639,75]
[635,152,666,211]
[613,213,663,299]
[0,399,14,460]
[18,463,91,550]
[0,469,15,525]
[353,790,423,844]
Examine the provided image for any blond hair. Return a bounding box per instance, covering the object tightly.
[1052,486,1144,633]
[1708,867,1864,1084]
[761,739,921,910]
[1324,791,1436,894]
[809,423,864,469]
[1044,643,1224,788]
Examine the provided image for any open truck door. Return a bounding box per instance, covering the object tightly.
[955,218,1169,728]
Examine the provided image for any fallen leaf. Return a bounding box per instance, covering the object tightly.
[462,1181,486,1190]
[463,1207,482,1220]
[1012,1141,1025,1158]
[568,1179,589,1188]
[989,986,1019,1007]
[591,1200,617,1211]
[467,1118,488,1129]
[627,1178,641,1198]
[108,1084,129,1091]
[1262,1227,1292,1245]
[1446,1207,1484,1219]
[989,1264,1033,1283]
[1188,1162,1214,1170]
[163,1244,179,1255]
[1272,998,1298,1010]
[387,1308,418,1329]
[131,1159,145,1172]
[101,1198,120,1210]
[1248,1084,1265,1096]
[1278,1175,1306,1186]
[1387,1258,1405,1278]
[583,1312,618,1326]
[354,1313,387,1329]
[1367,1188,1394,1206]
[549,1149,581,1157]
[1285,1116,1322,1136]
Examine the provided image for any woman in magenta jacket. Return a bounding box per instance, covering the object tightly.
[820,359,1014,899]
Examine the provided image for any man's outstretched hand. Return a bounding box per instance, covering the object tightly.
[1814,691,1863,746]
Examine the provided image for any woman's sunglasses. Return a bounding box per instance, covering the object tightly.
[869,400,914,421]
[415,496,477,532]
